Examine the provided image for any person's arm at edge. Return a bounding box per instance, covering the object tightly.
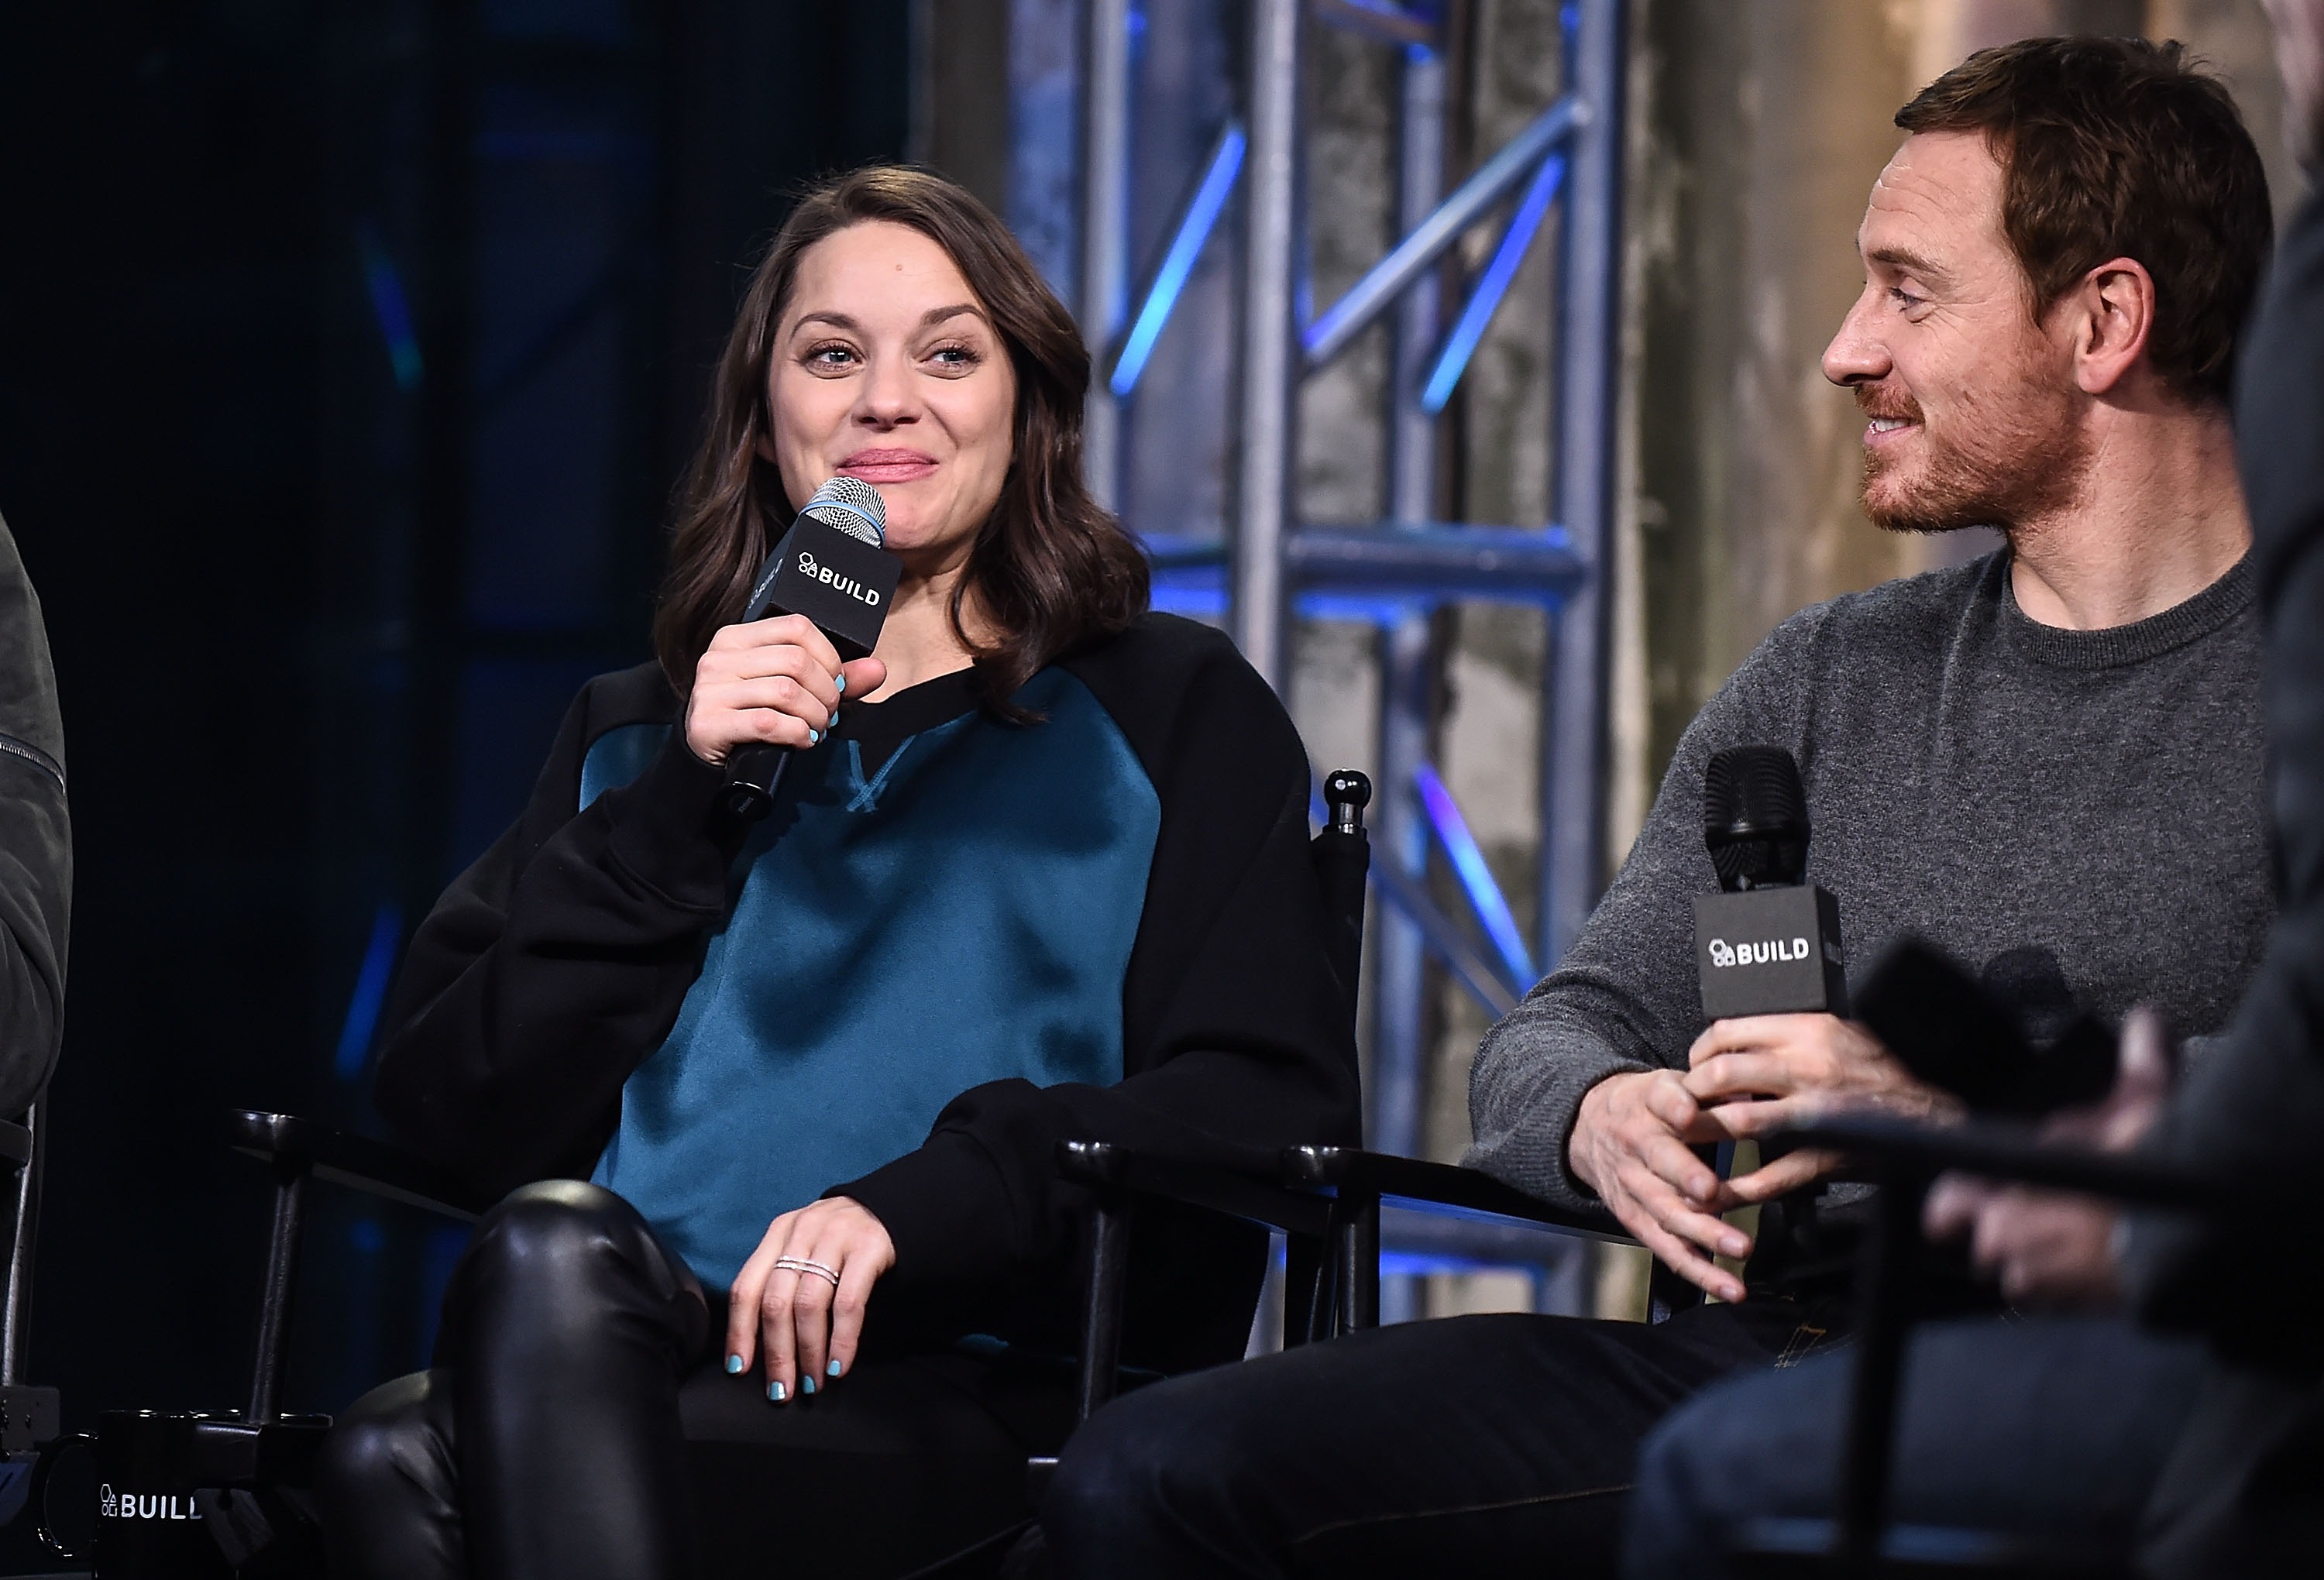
[2120,209,2324,1352]
[0,517,67,1119]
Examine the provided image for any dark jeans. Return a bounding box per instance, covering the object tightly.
[1621,1315,2209,1578]
[313,1181,1074,1580]
[1041,1298,1834,1578]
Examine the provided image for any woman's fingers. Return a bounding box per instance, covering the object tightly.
[727,1211,805,1376]
[760,1268,803,1403]
[838,654,888,701]
[786,1242,841,1393]
[706,613,844,675]
[725,1255,767,1375]
[748,614,846,678]
[705,676,832,736]
[827,1250,878,1381]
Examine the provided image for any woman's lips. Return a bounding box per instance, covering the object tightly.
[838,449,939,484]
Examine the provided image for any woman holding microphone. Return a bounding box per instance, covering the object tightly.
[315,165,1358,1578]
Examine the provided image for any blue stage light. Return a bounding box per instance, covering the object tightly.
[1419,152,1566,414]
[1414,761,1535,988]
[1109,123,1246,398]
[334,902,405,1080]
[356,223,425,394]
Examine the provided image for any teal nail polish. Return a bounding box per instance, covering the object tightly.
[836,674,847,695]
[827,1359,842,1378]
[801,1375,816,1396]
[724,1354,744,1376]
[767,1380,786,1402]
[809,728,822,745]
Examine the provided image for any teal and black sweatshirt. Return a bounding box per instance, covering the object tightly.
[373,613,1360,1373]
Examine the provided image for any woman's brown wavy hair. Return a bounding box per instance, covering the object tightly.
[652,165,1149,717]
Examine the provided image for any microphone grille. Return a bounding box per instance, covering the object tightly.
[1703,744,1810,891]
[799,476,886,545]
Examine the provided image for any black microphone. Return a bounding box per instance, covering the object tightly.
[1692,745,1849,1019]
[720,476,903,824]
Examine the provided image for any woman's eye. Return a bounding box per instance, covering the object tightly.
[927,343,980,371]
[804,343,858,369]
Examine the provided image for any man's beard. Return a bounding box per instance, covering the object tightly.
[1857,380,2090,537]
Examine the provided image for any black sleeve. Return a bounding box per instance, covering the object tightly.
[0,517,68,1120]
[832,620,1362,1322]
[371,667,744,1194]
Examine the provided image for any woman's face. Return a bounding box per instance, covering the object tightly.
[762,221,1019,567]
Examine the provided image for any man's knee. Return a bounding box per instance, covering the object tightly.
[1045,1379,1250,1548]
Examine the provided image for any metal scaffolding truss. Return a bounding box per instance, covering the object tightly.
[1074,0,1624,1314]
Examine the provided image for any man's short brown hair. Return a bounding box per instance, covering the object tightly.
[1897,36,2272,404]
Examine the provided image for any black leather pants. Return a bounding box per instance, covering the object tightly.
[315,1181,1069,1580]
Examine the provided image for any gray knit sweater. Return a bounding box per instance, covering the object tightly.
[1467,551,2274,1262]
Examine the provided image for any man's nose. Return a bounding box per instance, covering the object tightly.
[1822,289,1890,387]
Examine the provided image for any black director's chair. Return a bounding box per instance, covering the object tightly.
[1721,1113,2249,1579]
[1044,773,1708,1458]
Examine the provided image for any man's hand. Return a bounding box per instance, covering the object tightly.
[1571,1069,1751,1304]
[1683,1013,1960,1204]
[1923,1007,2174,1308]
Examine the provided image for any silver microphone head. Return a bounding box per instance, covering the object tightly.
[799,476,886,545]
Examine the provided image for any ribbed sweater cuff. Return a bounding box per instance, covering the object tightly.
[1465,1043,1653,1212]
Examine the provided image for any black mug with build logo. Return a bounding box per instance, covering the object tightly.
[30,1409,328,1576]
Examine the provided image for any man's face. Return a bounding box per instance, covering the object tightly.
[1823,131,2089,535]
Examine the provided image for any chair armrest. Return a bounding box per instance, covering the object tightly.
[1056,1141,1337,1238]
[1279,1146,1636,1245]
[1779,1115,2238,1215]
[227,1110,495,1222]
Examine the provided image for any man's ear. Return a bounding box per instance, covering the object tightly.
[2064,256,2157,397]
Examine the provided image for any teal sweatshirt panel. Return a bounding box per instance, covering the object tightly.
[583,668,1160,1289]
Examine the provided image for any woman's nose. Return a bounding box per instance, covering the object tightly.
[857,357,921,427]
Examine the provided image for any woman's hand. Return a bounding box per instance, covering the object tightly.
[724,1197,896,1402]
[685,614,887,766]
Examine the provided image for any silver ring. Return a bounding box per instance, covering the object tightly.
[774,1256,841,1289]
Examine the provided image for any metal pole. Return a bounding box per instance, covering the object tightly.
[1837,1170,1932,1574]
[247,1163,311,1424]
[0,1103,40,1387]
[1372,610,1432,1166]
[1232,0,1301,688]
[1370,36,1448,1251]
[1542,0,1624,967]
[1373,605,1430,1331]
[1080,0,1133,513]
[1387,39,1446,525]
[1075,1194,1131,1422]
